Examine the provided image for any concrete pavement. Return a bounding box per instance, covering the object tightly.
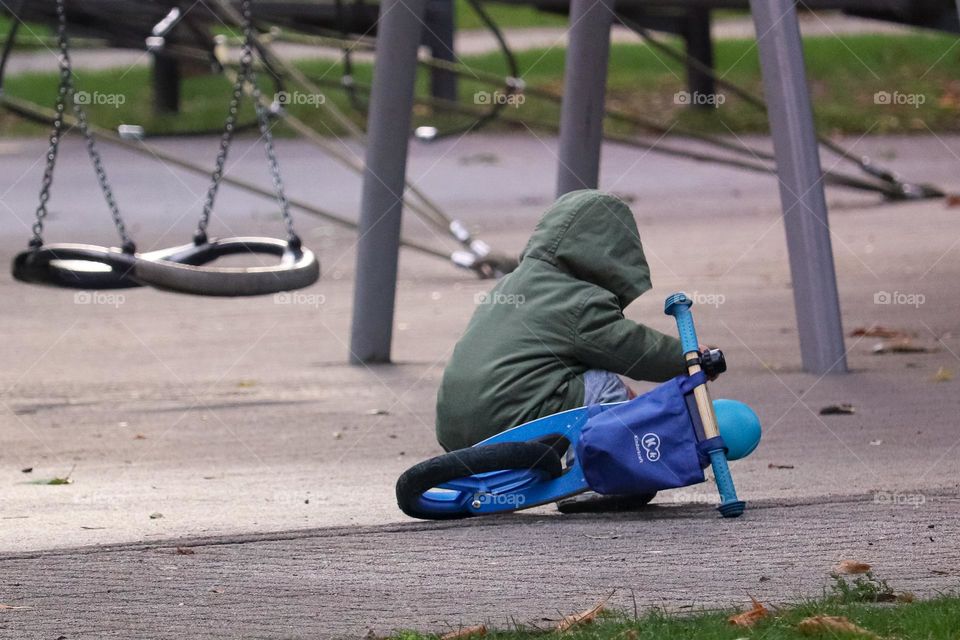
[1,132,959,636]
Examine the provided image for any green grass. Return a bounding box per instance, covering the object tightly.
[390,594,960,639]
[2,33,959,137]
[454,0,567,30]
[0,14,53,49]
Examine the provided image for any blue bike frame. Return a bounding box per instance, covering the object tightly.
[418,292,746,518]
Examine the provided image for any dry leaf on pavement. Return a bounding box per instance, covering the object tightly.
[835,560,871,574]
[440,624,486,640]
[0,604,33,610]
[849,326,909,339]
[797,615,879,638]
[819,404,855,415]
[932,367,954,382]
[557,601,606,632]
[728,597,769,628]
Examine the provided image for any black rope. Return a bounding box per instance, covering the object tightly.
[420,0,522,141]
[617,14,944,200]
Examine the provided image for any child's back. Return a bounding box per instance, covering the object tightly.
[436,190,686,451]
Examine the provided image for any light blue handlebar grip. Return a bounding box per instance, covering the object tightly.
[663,293,699,354]
[708,449,746,518]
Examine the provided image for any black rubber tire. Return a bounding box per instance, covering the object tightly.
[555,491,657,514]
[396,442,563,520]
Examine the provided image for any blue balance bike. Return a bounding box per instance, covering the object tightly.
[396,293,761,520]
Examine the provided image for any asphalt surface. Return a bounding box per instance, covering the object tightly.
[1,494,957,639]
[1,132,959,636]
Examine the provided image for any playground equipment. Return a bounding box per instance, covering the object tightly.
[0,0,517,279]
[8,0,319,296]
[1,0,956,364]
[396,292,761,520]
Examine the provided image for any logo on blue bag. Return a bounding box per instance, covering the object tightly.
[641,433,661,462]
[633,433,662,464]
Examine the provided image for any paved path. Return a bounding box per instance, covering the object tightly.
[1,133,959,636]
[1,11,921,75]
[1,494,957,638]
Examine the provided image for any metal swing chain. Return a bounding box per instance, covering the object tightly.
[31,0,135,253]
[196,0,300,251]
[29,0,70,249]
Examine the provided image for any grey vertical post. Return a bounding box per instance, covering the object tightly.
[423,0,458,102]
[555,0,615,196]
[349,0,428,364]
[749,0,847,374]
[682,8,715,105]
[152,53,181,114]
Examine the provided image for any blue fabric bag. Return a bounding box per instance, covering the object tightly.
[575,373,710,495]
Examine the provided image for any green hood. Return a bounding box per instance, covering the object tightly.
[521,190,652,308]
[436,190,685,451]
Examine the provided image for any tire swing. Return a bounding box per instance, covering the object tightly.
[12,0,319,297]
[11,0,143,290]
[132,0,318,296]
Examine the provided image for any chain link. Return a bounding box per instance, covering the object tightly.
[31,0,134,252]
[196,0,298,248]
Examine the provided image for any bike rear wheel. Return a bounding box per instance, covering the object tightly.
[396,442,563,520]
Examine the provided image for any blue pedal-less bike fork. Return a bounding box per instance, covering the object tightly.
[665,292,746,518]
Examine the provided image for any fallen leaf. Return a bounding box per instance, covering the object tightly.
[20,467,32,474]
[441,624,486,640]
[797,615,878,638]
[557,600,606,632]
[768,463,795,470]
[849,326,909,339]
[728,596,769,628]
[932,367,954,382]
[175,547,195,555]
[134,434,147,440]
[946,194,960,207]
[820,404,855,415]
[30,477,72,486]
[0,603,33,610]
[835,560,871,574]
[236,380,257,388]
[209,588,223,594]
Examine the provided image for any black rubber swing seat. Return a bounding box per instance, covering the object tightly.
[12,237,320,296]
[12,243,141,290]
[133,236,320,297]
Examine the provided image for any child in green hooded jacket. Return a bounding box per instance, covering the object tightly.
[436,190,688,463]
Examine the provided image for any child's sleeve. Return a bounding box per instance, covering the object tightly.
[573,290,688,382]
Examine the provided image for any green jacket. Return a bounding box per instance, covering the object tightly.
[436,190,687,451]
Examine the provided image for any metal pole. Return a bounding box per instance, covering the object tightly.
[682,8,715,105]
[152,52,181,114]
[423,0,458,102]
[749,0,847,374]
[555,0,615,196]
[349,0,428,364]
